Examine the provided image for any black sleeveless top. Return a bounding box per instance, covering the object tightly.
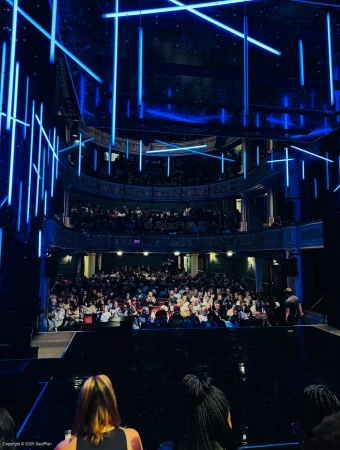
[76,429,127,450]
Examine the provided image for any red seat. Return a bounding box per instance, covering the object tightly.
[83,314,93,324]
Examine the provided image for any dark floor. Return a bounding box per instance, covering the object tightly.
[17,326,340,450]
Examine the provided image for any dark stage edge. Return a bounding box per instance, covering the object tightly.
[18,326,340,450]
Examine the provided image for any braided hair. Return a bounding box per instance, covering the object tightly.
[302,384,340,436]
[175,374,235,450]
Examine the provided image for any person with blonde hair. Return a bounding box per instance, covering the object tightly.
[55,375,142,450]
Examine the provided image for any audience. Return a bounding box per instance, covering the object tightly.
[304,411,340,450]
[0,408,15,450]
[55,374,143,450]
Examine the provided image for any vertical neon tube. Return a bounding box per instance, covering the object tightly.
[6,0,18,130]
[0,227,2,269]
[221,153,225,174]
[44,191,47,216]
[314,178,318,199]
[300,104,304,128]
[35,103,43,216]
[256,112,260,128]
[243,146,247,180]
[302,160,305,180]
[256,145,260,166]
[80,75,85,115]
[111,0,119,145]
[139,140,142,172]
[41,147,46,201]
[243,15,248,127]
[108,145,112,176]
[126,138,129,160]
[326,151,329,190]
[23,76,29,140]
[285,147,289,188]
[78,133,82,177]
[94,149,97,171]
[284,95,288,130]
[17,181,22,232]
[327,13,334,105]
[50,0,58,63]
[221,108,226,125]
[126,100,130,117]
[338,154,340,185]
[27,100,35,224]
[51,128,56,197]
[0,42,6,122]
[95,86,100,107]
[270,149,274,170]
[55,135,59,180]
[167,155,170,177]
[168,87,172,111]
[138,26,143,119]
[38,230,42,258]
[299,39,304,86]
[8,62,19,206]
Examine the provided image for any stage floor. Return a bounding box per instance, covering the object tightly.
[18,326,340,449]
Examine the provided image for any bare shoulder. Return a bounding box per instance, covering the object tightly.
[124,428,143,450]
[54,438,77,450]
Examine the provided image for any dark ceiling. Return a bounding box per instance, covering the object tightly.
[56,0,340,142]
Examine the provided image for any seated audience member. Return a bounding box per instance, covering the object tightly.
[250,300,269,326]
[303,412,340,450]
[86,300,97,315]
[0,407,16,449]
[168,305,185,328]
[285,288,304,325]
[198,307,209,323]
[49,305,65,331]
[135,288,146,302]
[156,305,169,322]
[168,291,177,305]
[239,304,253,326]
[55,375,143,450]
[180,296,190,318]
[142,292,157,307]
[99,306,111,323]
[158,374,236,450]
[111,300,123,317]
[139,307,150,328]
[227,305,237,317]
[173,287,181,300]
[187,309,200,327]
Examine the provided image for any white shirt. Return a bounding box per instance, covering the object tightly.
[100,312,111,322]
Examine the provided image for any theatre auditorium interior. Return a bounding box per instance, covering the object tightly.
[3,0,340,449]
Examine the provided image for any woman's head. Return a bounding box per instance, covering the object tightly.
[0,407,15,449]
[72,375,121,445]
[179,374,234,450]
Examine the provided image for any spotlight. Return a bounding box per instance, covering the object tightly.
[174,251,180,256]
[143,252,149,256]
[227,251,233,257]
[117,251,123,256]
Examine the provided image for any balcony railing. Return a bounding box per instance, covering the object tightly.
[44,220,323,252]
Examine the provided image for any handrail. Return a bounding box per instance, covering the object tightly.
[304,294,327,320]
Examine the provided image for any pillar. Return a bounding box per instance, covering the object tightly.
[286,252,303,303]
[255,258,263,293]
[240,139,246,175]
[97,253,103,271]
[266,187,274,227]
[191,254,199,277]
[84,253,96,278]
[240,193,248,232]
[64,189,70,227]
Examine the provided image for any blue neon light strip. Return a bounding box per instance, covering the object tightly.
[0,42,6,125]
[221,153,224,173]
[35,103,43,217]
[242,443,298,449]
[138,27,144,119]
[16,382,49,438]
[338,155,340,184]
[41,147,46,201]
[256,112,260,128]
[104,0,252,18]
[243,16,248,127]
[326,151,329,190]
[266,159,294,163]
[243,147,247,180]
[290,145,333,162]
[167,155,170,177]
[291,0,339,7]
[50,0,58,63]
[55,135,59,180]
[168,0,281,55]
[6,0,18,130]
[327,13,334,105]
[108,145,112,176]
[1,196,8,208]
[285,148,289,187]
[139,140,143,172]
[221,108,226,125]
[58,138,94,154]
[8,62,19,206]
[302,160,305,180]
[0,112,30,127]
[6,0,103,84]
[35,115,58,160]
[256,145,260,165]
[78,133,82,177]
[51,128,56,197]
[271,150,274,169]
[17,181,22,232]
[0,227,2,269]
[80,75,85,116]
[33,164,40,177]
[27,100,35,224]
[38,230,42,258]
[314,178,318,198]
[44,191,47,216]
[126,100,130,117]
[299,39,304,86]
[111,0,119,145]
[126,138,129,160]
[24,77,29,140]
[94,149,97,171]
[153,140,235,162]
[334,184,340,192]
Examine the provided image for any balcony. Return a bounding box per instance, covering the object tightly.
[44,220,323,252]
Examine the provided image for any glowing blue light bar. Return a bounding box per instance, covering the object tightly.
[126,100,131,117]
[147,144,208,153]
[33,164,40,177]
[256,145,260,165]
[80,75,85,115]
[334,184,340,192]
[55,135,59,180]
[338,155,340,185]
[103,0,252,18]
[314,178,318,198]
[35,103,43,217]
[221,108,226,125]
[0,228,2,269]
[139,140,143,172]
[243,146,247,180]
[243,16,248,127]
[95,86,100,107]
[290,145,334,162]
[168,87,172,111]
[6,0,103,84]
[168,0,281,55]
[221,153,225,173]
[270,150,274,169]
[111,0,119,145]
[17,181,22,232]
[58,137,94,154]
[6,0,18,130]
[167,155,170,177]
[302,160,305,180]
[44,191,47,216]
[285,148,289,188]
[78,133,82,177]
[300,104,304,128]
[291,0,339,7]
[0,112,31,127]
[0,42,6,121]
[0,196,8,208]
[8,62,19,206]
[38,230,42,258]
[51,128,56,197]
[23,77,29,140]
[26,101,35,224]
[153,140,235,162]
[126,138,129,160]
[299,40,304,87]
[50,0,58,63]
[326,151,330,190]
[138,27,143,119]
[94,149,97,171]
[327,13,334,105]
[266,159,294,163]
[41,147,46,201]
[35,115,58,160]
[256,112,260,128]
[108,145,112,176]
